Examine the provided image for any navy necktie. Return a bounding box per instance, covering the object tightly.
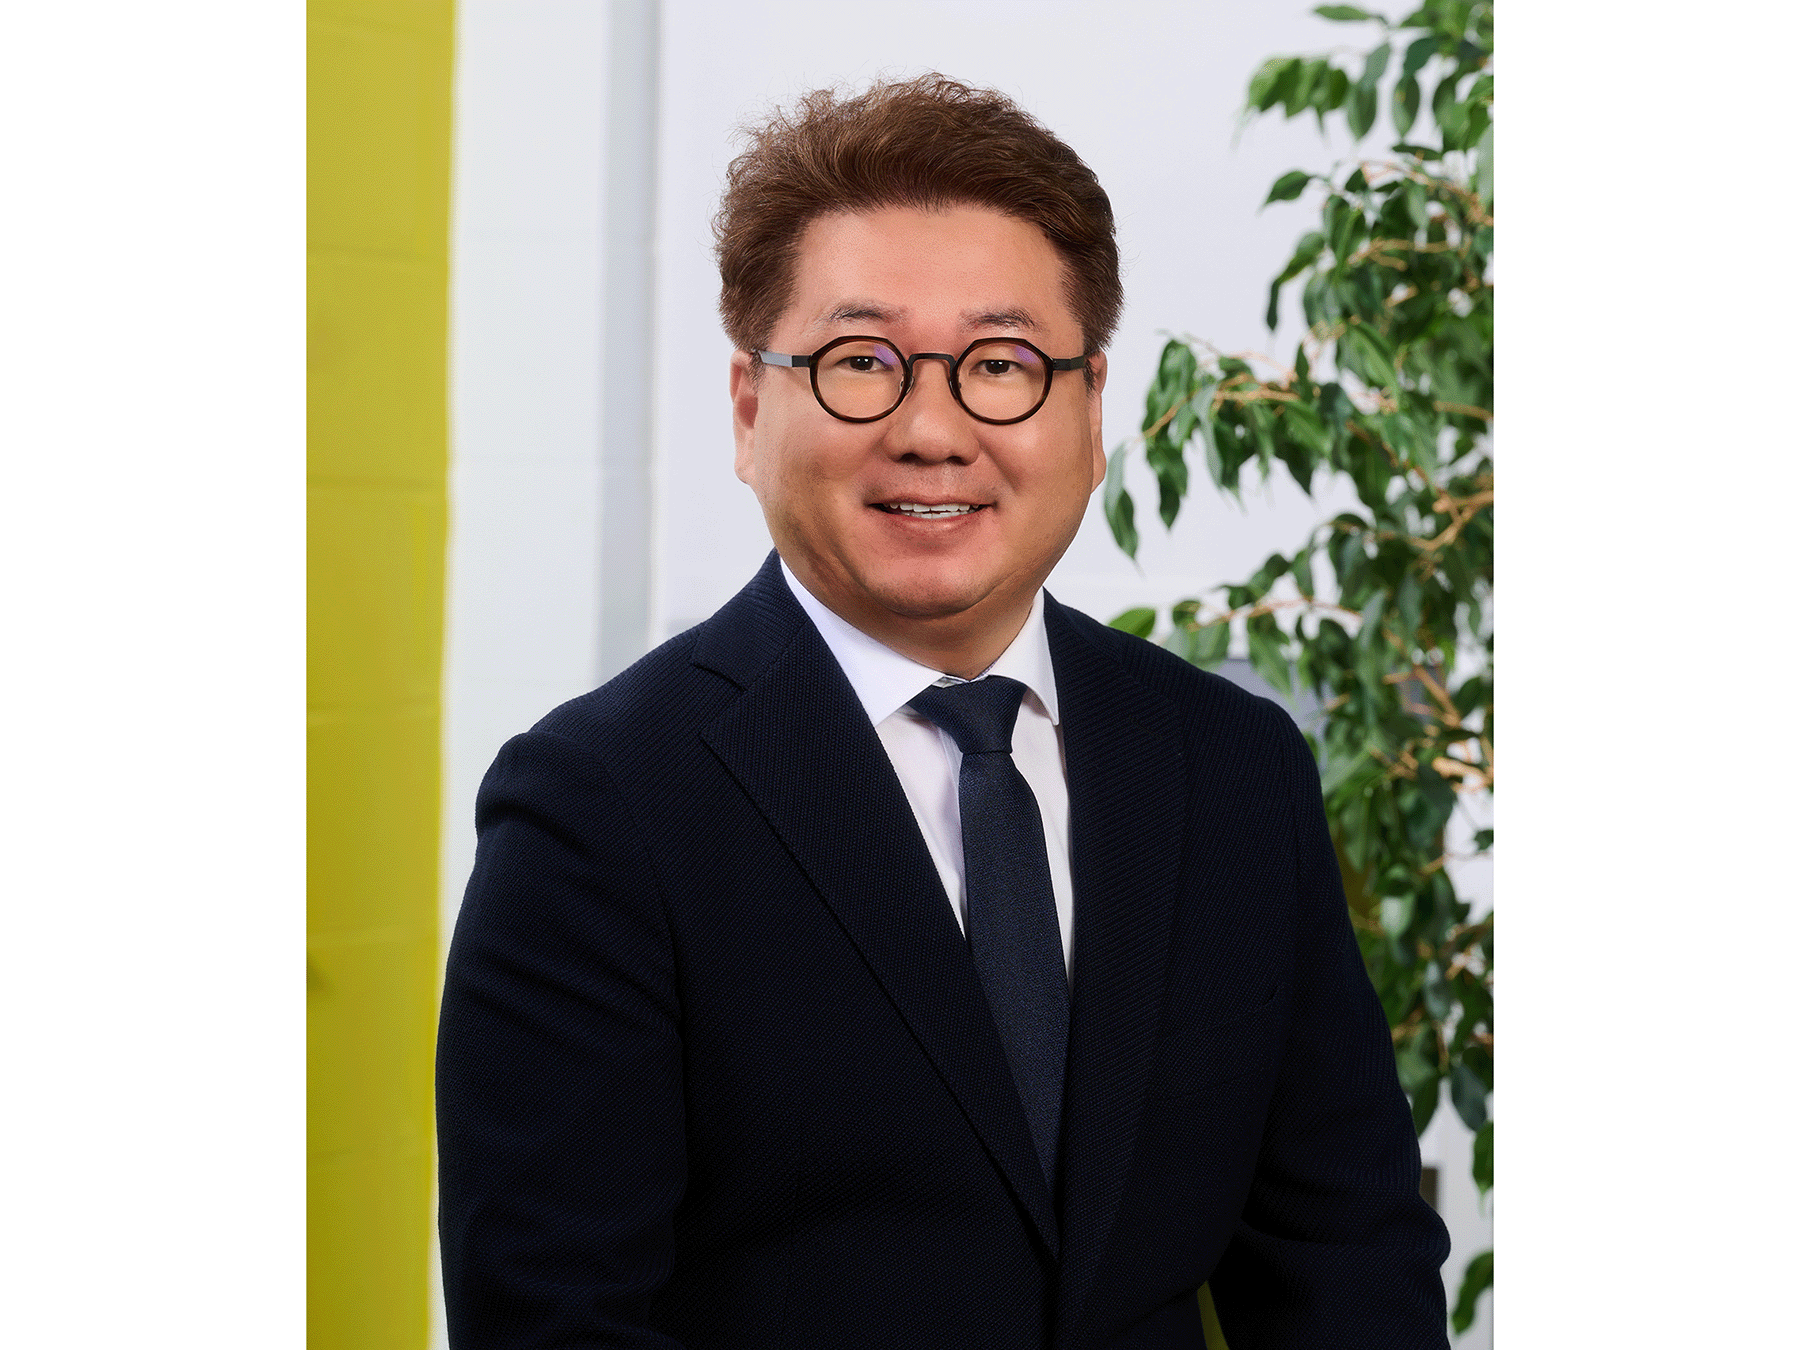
[910,676,1069,1186]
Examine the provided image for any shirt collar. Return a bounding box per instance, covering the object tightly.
[779,559,1061,728]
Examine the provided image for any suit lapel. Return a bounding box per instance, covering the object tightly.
[1045,598,1188,1350]
[694,557,1060,1256]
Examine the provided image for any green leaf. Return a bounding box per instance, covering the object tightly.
[1142,339,1199,433]
[1143,353,1194,529]
[1472,1119,1492,1195]
[1318,381,1355,429]
[1340,324,1397,389]
[1401,178,1429,231]
[1271,423,1317,497]
[1109,607,1156,639]
[1391,74,1420,137]
[1245,401,1277,479]
[1450,1060,1487,1131]
[1347,81,1377,139]
[1451,1250,1493,1334]
[1286,58,1327,117]
[1247,552,1290,597]
[1246,57,1294,112]
[1291,546,1315,597]
[1282,401,1330,455]
[1102,444,1138,559]
[1408,1072,1439,1137]
[1472,827,1493,852]
[1267,230,1339,333]
[1245,612,1293,698]
[1451,96,1488,153]
[1359,41,1392,88]
[1462,1041,1493,1091]
[1276,231,1327,285]
[1156,465,1185,530]
[1312,3,1377,19]
[1325,194,1367,268]
[1422,961,1452,1021]
[1263,169,1312,206]
[1203,416,1237,497]
[1400,33,1437,81]
[1169,614,1230,671]
[1269,58,1303,116]
[1393,569,1423,644]
[1191,620,1231,670]
[1316,65,1351,119]
[1431,71,1462,135]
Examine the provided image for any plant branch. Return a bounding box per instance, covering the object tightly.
[1432,400,1492,421]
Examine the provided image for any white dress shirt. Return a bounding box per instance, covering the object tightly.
[780,561,1074,979]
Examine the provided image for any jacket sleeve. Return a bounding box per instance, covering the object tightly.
[1207,715,1452,1348]
[436,728,688,1349]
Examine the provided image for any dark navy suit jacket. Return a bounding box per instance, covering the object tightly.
[436,552,1450,1349]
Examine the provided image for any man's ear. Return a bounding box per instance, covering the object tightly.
[730,350,760,486]
[1085,350,1109,492]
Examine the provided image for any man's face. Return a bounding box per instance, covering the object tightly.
[731,205,1107,657]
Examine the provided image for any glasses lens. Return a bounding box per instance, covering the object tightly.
[813,338,906,419]
[957,340,1050,422]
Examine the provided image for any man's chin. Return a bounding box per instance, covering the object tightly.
[857,570,1012,627]
[863,585,981,623]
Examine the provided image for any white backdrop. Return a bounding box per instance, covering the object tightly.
[443,4,1491,1345]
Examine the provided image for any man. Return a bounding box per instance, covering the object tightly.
[437,76,1450,1349]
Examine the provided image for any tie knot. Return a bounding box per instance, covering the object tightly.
[909,676,1028,755]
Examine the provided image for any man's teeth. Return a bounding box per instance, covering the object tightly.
[882,502,980,517]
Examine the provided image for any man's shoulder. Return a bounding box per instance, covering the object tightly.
[523,555,805,760]
[526,626,727,753]
[1047,597,1299,745]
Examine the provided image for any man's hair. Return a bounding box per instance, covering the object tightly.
[714,74,1122,364]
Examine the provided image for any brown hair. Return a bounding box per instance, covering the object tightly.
[714,75,1122,366]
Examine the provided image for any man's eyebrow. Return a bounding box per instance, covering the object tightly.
[807,304,1043,336]
[963,309,1040,333]
[812,302,904,331]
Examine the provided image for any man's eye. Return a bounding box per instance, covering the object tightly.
[833,354,892,374]
[978,360,1017,376]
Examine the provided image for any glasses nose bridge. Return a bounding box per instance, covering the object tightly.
[900,349,964,410]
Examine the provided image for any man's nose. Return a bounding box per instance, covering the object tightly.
[884,356,976,462]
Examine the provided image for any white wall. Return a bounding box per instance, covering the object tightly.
[444,0,611,957]
[444,4,1491,1345]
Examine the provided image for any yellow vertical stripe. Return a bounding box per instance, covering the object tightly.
[1199,1282,1232,1349]
[308,2,453,1346]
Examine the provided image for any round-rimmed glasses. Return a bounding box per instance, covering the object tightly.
[756,335,1092,426]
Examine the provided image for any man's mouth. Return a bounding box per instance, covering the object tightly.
[874,502,989,518]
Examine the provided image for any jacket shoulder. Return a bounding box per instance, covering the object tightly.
[526,552,803,759]
[526,631,733,759]
[1051,599,1299,744]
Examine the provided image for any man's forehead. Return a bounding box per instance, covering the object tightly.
[767,204,1083,351]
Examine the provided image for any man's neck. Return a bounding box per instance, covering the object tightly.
[780,563,1036,680]
[861,613,1030,681]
